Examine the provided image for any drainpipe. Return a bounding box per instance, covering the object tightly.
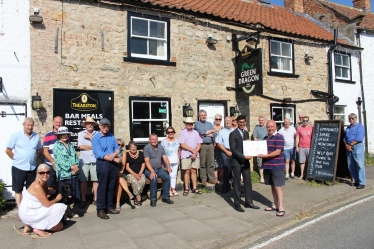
[355,30,368,154]
[327,29,338,120]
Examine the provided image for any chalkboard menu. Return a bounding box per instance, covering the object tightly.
[307,120,343,182]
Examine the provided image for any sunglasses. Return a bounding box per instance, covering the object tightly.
[215,119,222,121]
[302,120,309,122]
[38,171,50,176]
[167,131,175,134]
[118,144,124,147]
[348,118,355,120]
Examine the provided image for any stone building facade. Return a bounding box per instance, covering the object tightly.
[28,0,339,145]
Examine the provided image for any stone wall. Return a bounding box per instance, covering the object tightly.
[29,0,329,142]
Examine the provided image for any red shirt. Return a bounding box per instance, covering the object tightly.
[296,126,313,148]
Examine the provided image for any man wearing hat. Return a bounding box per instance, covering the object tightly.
[92,118,121,219]
[179,117,203,195]
[77,117,98,208]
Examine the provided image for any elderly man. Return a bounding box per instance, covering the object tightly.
[144,133,173,207]
[258,120,285,217]
[5,117,42,208]
[278,118,296,179]
[295,113,305,130]
[179,117,203,195]
[229,115,260,212]
[92,118,121,219]
[253,116,267,183]
[43,116,63,191]
[216,116,234,194]
[296,115,313,180]
[344,113,366,189]
[194,109,217,186]
[78,117,98,208]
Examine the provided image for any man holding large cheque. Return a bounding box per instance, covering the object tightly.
[229,115,260,212]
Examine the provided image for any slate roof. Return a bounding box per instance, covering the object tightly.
[317,0,374,30]
[135,0,341,42]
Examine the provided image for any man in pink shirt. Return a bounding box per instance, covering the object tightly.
[296,116,313,180]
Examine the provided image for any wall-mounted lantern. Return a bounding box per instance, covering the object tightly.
[29,8,43,23]
[183,103,194,118]
[31,92,43,111]
[206,34,218,45]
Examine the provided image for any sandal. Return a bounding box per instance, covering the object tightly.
[32,228,52,238]
[276,210,286,217]
[79,201,86,209]
[264,206,279,212]
[13,225,31,236]
[192,188,202,195]
[128,193,134,200]
[183,189,189,196]
[172,191,179,196]
[115,205,121,212]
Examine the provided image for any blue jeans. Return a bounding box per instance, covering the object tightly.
[145,168,170,201]
[347,143,366,185]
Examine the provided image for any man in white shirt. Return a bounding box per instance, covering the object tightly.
[278,118,296,179]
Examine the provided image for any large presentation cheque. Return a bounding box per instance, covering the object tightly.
[243,140,268,156]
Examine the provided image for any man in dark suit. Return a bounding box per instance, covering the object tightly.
[229,115,260,212]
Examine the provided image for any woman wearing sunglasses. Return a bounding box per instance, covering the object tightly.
[18,163,66,238]
[213,114,224,183]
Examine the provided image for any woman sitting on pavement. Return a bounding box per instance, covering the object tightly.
[53,126,80,218]
[125,141,146,206]
[18,164,66,238]
[161,126,181,196]
[115,138,134,212]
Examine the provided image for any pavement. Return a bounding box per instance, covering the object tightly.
[1,167,374,249]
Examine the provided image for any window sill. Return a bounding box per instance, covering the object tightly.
[267,71,299,78]
[123,57,176,66]
[335,79,356,84]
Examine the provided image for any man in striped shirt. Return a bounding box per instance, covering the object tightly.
[258,120,285,217]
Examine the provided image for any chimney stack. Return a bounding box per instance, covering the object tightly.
[284,0,304,13]
[353,0,371,11]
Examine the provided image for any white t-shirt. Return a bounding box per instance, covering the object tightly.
[278,126,296,150]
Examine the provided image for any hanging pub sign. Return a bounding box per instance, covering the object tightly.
[236,46,263,96]
[53,89,114,148]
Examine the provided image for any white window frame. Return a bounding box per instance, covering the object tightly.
[334,105,347,126]
[334,53,351,80]
[270,40,293,74]
[271,105,295,129]
[130,16,167,61]
[130,99,170,142]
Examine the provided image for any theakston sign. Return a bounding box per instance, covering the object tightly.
[236,46,263,96]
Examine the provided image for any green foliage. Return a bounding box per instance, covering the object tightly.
[365,153,374,166]
[0,181,6,212]
[251,170,260,183]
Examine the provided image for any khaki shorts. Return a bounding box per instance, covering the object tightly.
[78,162,98,181]
[181,157,200,170]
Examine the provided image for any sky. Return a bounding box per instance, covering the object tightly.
[269,0,374,12]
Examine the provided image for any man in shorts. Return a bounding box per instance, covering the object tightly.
[296,116,313,180]
[5,117,42,208]
[258,120,285,217]
[78,117,98,208]
[253,116,267,183]
[179,117,203,196]
[278,118,296,179]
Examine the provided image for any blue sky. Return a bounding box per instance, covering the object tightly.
[269,0,374,11]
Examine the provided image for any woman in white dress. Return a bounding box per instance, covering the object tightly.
[18,164,67,237]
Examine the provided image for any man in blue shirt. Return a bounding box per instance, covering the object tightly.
[216,116,234,194]
[92,118,121,219]
[194,109,217,186]
[344,113,366,189]
[5,117,42,208]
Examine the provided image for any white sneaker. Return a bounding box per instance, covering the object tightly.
[285,174,289,180]
[290,173,295,179]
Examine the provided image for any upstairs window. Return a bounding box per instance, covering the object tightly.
[335,53,351,81]
[270,40,293,74]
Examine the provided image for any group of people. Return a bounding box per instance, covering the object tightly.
[5,110,366,237]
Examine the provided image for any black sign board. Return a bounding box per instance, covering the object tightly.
[53,89,114,148]
[236,46,263,97]
[307,120,343,183]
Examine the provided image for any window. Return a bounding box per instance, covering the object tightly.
[129,97,171,142]
[270,40,293,74]
[270,104,296,131]
[335,53,351,80]
[127,12,170,61]
[334,105,347,126]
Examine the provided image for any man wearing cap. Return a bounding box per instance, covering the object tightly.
[43,116,63,191]
[194,109,217,186]
[179,117,203,196]
[78,117,98,208]
[5,117,42,209]
[92,118,121,219]
[144,133,173,207]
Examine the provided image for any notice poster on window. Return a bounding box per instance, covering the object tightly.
[236,46,263,97]
[243,140,268,156]
[53,89,114,148]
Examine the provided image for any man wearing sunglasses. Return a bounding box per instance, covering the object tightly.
[5,117,42,209]
[296,116,313,180]
[344,113,366,189]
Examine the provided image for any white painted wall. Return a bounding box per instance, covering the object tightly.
[360,32,374,154]
[0,0,31,103]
